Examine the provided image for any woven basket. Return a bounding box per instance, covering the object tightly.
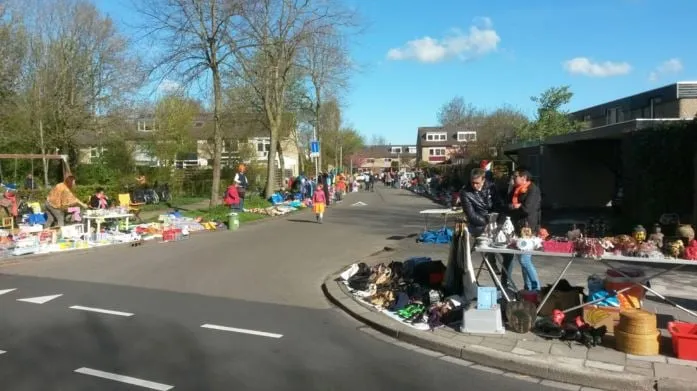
[617,309,657,335]
[615,329,660,356]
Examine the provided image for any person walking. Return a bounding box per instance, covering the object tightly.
[500,168,542,292]
[313,183,326,223]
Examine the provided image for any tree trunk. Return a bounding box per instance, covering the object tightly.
[210,66,223,207]
[265,124,279,198]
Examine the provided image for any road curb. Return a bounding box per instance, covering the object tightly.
[322,272,659,391]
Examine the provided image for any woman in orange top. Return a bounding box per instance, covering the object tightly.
[45,176,88,228]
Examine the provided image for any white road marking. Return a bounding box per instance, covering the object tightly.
[351,201,367,206]
[0,350,5,355]
[17,294,63,304]
[70,306,134,317]
[74,367,174,390]
[0,288,16,296]
[201,323,283,339]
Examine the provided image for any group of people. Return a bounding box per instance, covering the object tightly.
[459,161,542,304]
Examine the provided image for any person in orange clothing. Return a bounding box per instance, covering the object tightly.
[45,176,88,228]
[335,177,347,201]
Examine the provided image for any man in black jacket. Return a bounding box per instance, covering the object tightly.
[500,168,542,291]
[461,168,499,237]
[461,168,502,274]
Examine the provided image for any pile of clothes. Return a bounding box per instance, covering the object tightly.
[340,257,465,329]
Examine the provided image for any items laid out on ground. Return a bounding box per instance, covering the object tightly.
[340,216,697,361]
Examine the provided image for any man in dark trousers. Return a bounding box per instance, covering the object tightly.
[500,168,542,292]
[461,168,502,274]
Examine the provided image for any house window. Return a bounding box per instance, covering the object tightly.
[407,146,417,154]
[390,147,402,153]
[194,121,204,127]
[456,131,477,142]
[429,148,446,156]
[606,107,620,125]
[257,141,270,152]
[384,158,392,162]
[223,140,239,153]
[137,120,156,132]
[366,158,375,163]
[89,147,106,158]
[583,114,591,123]
[426,132,447,141]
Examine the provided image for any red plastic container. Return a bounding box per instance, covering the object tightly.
[542,240,574,253]
[668,321,697,361]
[162,228,182,242]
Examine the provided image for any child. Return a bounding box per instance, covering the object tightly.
[313,183,326,223]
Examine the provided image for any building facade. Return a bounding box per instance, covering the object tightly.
[76,113,300,176]
[352,145,417,171]
[415,126,477,164]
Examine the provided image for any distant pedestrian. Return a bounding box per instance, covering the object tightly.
[313,183,326,223]
[234,164,248,211]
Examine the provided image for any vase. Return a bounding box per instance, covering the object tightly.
[678,224,695,242]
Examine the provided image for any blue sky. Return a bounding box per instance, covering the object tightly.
[95,0,695,145]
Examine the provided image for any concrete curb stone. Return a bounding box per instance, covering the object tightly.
[322,272,658,391]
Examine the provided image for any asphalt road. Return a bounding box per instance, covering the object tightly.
[0,186,561,391]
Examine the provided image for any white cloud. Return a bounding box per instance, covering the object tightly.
[157,79,182,94]
[648,58,683,82]
[563,57,632,77]
[386,18,500,63]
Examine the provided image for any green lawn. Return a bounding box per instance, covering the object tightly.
[139,196,208,212]
[178,195,273,224]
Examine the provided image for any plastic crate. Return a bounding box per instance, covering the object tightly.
[162,229,183,242]
[668,321,697,361]
[542,240,574,253]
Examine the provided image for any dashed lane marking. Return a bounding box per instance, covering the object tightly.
[74,367,174,390]
[200,323,283,339]
[17,294,63,304]
[70,306,134,317]
[0,288,16,296]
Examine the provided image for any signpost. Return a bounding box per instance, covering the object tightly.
[310,140,320,181]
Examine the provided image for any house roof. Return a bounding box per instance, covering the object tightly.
[74,112,296,146]
[503,118,691,152]
[416,126,476,147]
[359,145,417,158]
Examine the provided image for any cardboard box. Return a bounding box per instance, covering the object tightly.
[538,288,583,318]
[583,305,621,334]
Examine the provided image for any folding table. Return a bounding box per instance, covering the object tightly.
[472,246,697,319]
[418,209,462,231]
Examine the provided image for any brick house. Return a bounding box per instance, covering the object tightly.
[352,145,417,171]
[75,113,300,177]
[415,126,477,165]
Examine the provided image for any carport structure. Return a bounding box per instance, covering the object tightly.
[502,119,697,224]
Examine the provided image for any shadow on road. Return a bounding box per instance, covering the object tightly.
[286,219,317,224]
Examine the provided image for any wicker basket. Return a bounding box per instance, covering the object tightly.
[615,329,660,356]
[617,309,657,335]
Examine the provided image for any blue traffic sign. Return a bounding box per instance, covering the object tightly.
[310,140,320,154]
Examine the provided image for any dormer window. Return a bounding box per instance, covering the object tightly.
[457,131,476,142]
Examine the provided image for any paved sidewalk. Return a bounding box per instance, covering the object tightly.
[323,240,697,391]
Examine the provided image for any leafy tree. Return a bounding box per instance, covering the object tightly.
[150,94,199,166]
[516,86,581,141]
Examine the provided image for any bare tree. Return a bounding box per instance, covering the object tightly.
[232,0,354,197]
[298,24,351,171]
[437,96,485,129]
[135,0,242,206]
